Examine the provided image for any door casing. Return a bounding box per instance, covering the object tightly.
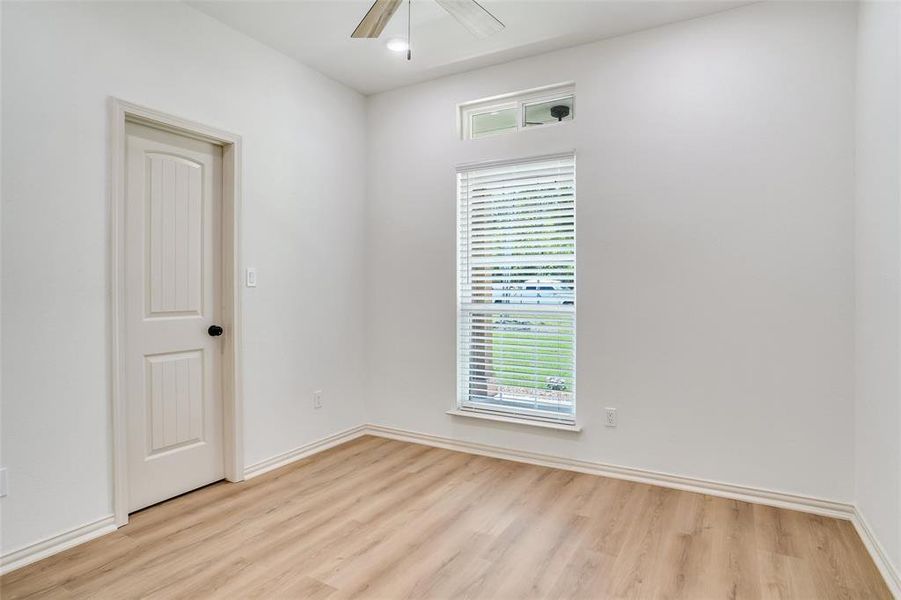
[109,98,244,526]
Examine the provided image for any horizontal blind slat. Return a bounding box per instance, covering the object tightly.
[459,154,576,419]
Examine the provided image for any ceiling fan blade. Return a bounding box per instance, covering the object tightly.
[435,0,504,39]
[351,0,404,38]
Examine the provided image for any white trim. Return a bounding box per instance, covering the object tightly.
[458,82,575,140]
[4,423,897,597]
[0,516,116,576]
[446,409,581,432]
[243,425,369,479]
[458,81,575,111]
[455,150,577,172]
[369,423,898,594]
[363,424,855,520]
[0,426,367,576]
[109,98,245,527]
[852,509,901,599]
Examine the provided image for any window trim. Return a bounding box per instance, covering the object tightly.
[446,409,583,432]
[455,152,578,427]
[459,83,575,140]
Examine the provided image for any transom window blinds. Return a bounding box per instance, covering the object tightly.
[457,154,576,424]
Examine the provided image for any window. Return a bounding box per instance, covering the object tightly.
[523,96,574,127]
[457,154,576,425]
[460,84,575,140]
[470,105,518,138]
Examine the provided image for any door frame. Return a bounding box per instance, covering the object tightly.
[109,98,244,527]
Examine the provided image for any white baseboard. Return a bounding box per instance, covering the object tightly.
[363,424,855,520]
[0,515,117,576]
[243,424,368,479]
[4,422,896,599]
[364,424,901,596]
[852,509,901,599]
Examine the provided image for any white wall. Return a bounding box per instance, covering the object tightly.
[365,1,857,502]
[0,1,368,554]
[854,0,901,578]
[0,0,5,548]
[1,0,885,572]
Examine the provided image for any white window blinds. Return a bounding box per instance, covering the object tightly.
[457,154,576,424]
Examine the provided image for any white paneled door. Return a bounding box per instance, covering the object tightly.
[125,122,225,512]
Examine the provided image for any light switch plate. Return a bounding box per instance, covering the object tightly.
[246,267,257,287]
[0,467,8,497]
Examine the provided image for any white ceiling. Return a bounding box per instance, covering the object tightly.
[190,0,752,95]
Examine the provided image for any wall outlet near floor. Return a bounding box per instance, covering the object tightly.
[0,467,8,497]
[313,390,323,409]
[605,408,617,427]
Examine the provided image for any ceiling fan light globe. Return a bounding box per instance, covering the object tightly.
[386,38,409,52]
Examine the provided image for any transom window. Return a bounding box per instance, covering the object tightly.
[460,84,575,140]
[456,154,576,425]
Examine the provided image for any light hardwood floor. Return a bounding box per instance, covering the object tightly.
[1,436,891,599]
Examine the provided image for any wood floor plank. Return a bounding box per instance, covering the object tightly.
[96,444,445,598]
[604,485,682,599]
[1,436,891,599]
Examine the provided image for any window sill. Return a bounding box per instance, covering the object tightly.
[446,409,582,433]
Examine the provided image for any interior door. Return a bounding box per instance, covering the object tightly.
[125,121,225,512]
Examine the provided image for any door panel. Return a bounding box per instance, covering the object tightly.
[146,350,204,455]
[146,153,203,317]
[125,122,224,512]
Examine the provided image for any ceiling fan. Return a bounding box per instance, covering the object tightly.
[351,0,504,60]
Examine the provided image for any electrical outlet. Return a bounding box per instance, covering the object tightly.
[605,408,617,427]
[313,390,323,409]
[0,467,8,497]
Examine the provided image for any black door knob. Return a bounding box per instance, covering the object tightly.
[208,325,224,337]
